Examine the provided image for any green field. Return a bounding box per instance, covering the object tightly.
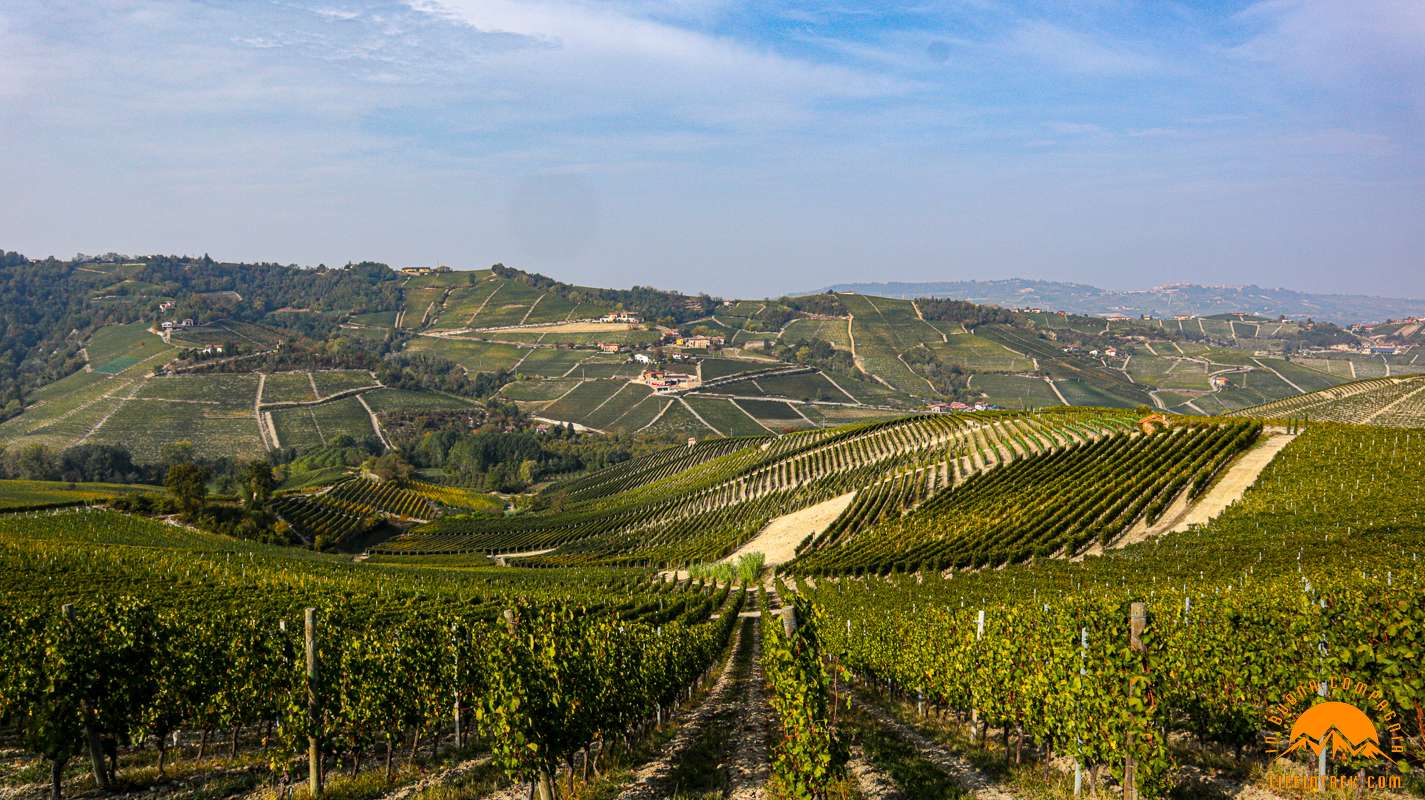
[604,394,669,433]
[698,357,778,381]
[405,337,525,373]
[733,398,809,432]
[310,369,378,398]
[361,388,475,414]
[541,379,630,427]
[928,333,1033,372]
[510,347,591,377]
[581,383,655,431]
[778,318,852,349]
[271,397,374,450]
[839,294,945,395]
[261,371,318,403]
[683,395,771,436]
[969,373,1062,408]
[0,480,163,509]
[499,378,584,402]
[639,397,715,436]
[86,323,174,374]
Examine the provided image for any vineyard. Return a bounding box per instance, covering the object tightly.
[372,408,1143,565]
[3,416,1424,800]
[1239,375,1425,428]
[789,420,1262,573]
[791,422,1425,798]
[273,478,445,549]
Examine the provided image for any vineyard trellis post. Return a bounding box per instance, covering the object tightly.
[61,603,111,792]
[305,607,321,800]
[451,623,463,749]
[970,609,985,738]
[1124,602,1146,800]
[1075,625,1086,797]
[502,608,553,800]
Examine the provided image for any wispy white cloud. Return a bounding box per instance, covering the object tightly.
[403,0,908,126]
[999,20,1159,76]
[1234,0,1425,84]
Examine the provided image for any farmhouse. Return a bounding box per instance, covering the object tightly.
[159,301,175,312]
[401,266,433,276]
[676,335,724,349]
[200,344,224,356]
[597,342,623,353]
[1211,375,1231,388]
[633,353,654,365]
[599,312,642,324]
[160,321,174,330]
[640,369,695,391]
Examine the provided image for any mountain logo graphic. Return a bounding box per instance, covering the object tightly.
[1277,702,1393,763]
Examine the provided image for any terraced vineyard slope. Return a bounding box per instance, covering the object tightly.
[1236,374,1425,427]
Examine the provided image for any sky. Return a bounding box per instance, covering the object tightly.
[1,0,1422,298]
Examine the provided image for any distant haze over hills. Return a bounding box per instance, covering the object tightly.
[815,280,1425,326]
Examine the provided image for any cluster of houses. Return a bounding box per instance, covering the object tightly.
[1317,343,1404,356]
[675,334,724,349]
[1061,344,1120,358]
[599,312,642,324]
[399,266,454,276]
[596,332,725,356]
[159,318,195,330]
[927,401,999,413]
[639,369,698,393]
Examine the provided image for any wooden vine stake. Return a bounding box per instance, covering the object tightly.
[305,608,321,800]
[1124,602,1146,800]
[503,609,553,800]
[63,604,111,791]
[452,624,463,748]
[971,609,984,736]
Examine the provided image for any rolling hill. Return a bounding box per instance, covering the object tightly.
[819,278,1425,326]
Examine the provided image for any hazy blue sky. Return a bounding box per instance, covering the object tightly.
[2,1,1422,297]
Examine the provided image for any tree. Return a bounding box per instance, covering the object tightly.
[364,453,413,482]
[238,460,276,510]
[159,441,195,470]
[3,443,59,481]
[165,463,210,514]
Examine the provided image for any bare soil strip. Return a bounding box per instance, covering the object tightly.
[1164,429,1296,532]
[852,687,1019,800]
[722,492,857,567]
[616,618,768,800]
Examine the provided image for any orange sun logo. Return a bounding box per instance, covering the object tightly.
[1278,701,1393,763]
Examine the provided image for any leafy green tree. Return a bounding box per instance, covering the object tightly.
[238,460,276,510]
[165,462,210,513]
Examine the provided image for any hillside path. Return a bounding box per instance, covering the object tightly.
[851,685,1019,800]
[1251,358,1304,394]
[615,617,769,800]
[1166,428,1296,532]
[723,491,857,566]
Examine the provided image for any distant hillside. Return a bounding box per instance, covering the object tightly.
[815,279,1425,326]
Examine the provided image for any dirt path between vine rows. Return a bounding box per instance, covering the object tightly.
[852,686,1019,800]
[616,617,769,800]
[1164,428,1295,532]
